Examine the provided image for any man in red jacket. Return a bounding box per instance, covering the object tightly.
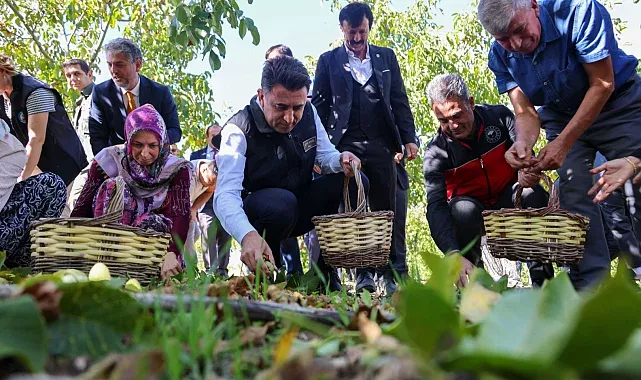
[423,73,553,288]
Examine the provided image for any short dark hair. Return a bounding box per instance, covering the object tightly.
[339,2,374,29]
[62,59,91,74]
[205,124,220,138]
[261,55,311,93]
[265,44,293,60]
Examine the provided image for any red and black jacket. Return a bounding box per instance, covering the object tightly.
[423,104,517,253]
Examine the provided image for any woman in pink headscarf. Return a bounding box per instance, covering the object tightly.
[72,104,191,279]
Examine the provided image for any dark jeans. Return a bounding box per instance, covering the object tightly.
[449,182,554,286]
[338,135,397,280]
[540,75,641,289]
[243,172,368,268]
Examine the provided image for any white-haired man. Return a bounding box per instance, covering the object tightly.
[478,0,641,289]
[423,73,553,288]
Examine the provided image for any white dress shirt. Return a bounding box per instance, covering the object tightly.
[345,43,372,85]
[214,101,343,243]
[117,75,141,108]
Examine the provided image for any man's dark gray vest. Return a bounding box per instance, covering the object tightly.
[225,96,317,195]
[1,74,88,184]
[343,75,390,142]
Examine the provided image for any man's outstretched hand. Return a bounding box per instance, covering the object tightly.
[240,231,276,273]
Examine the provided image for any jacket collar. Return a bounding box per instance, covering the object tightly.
[250,95,277,134]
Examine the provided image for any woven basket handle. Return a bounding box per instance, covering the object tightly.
[514,172,560,214]
[343,161,366,214]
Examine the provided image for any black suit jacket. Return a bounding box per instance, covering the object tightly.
[312,44,417,152]
[89,75,181,155]
[397,159,409,190]
[189,147,208,161]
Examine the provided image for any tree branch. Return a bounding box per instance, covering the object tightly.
[90,11,114,66]
[3,0,53,61]
[67,11,87,54]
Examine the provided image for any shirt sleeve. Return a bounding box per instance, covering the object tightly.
[423,143,460,253]
[25,88,57,115]
[213,124,256,244]
[488,47,518,94]
[573,0,615,64]
[311,105,343,174]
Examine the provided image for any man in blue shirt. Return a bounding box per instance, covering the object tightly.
[478,0,641,289]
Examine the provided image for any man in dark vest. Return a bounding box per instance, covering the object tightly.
[312,2,419,293]
[214,56,365,291]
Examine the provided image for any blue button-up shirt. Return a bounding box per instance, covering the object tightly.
[488,0,638,113]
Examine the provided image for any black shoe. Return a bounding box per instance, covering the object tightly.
[356,271,375,293]
[322,268,342,293]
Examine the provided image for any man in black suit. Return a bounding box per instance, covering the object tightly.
[312,2,418,293]
[190,124,230,276]
[89,38,181,155]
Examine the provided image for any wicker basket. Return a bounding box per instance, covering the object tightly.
[30,211,170,285]
[482,174,589,266]
[312,163,394,269]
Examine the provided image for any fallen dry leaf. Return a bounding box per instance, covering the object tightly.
[240,322,275,346]
[81,349,165,380]
[357,312,382,344]
[18,280,62,322]
[274,326,299,365]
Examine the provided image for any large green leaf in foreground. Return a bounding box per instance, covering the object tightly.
[443,272,580,375]
[0,296,48,372]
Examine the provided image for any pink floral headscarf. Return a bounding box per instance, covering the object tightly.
[94,104,190,211]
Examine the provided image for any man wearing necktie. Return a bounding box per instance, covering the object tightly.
[312,2,419,293]
[88,38,181,156]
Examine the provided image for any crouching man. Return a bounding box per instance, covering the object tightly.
[423,74,553,288]
[214,56,366,291]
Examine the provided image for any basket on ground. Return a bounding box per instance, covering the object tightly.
[482,174,589,266]
[30,212,170,285]
[312,162,394,269]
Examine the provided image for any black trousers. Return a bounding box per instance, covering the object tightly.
[242,172,368,268]
[338,135,397,277]
[449,182,554,286]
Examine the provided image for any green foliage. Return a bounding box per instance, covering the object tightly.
[0,296,48,372]
[0,0,259,151]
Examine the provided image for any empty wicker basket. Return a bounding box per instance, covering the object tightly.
[482,175,589,266]
[312,163,394,269]
[30,212,170,285]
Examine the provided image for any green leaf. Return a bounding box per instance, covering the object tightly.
[48,316,126,359]
[360,288,372,308]
[238,18,247,39]
[0,296,48,372]
[175,4,190,24]
[57,281,148,334]
[444,273,580,375]
[459,283,501,324]
[0,251,6,269]
[396,282,460,357]
[557,261,641,371]
[208,51,221,71]
[418,253,461,306]
[598,329,641,375]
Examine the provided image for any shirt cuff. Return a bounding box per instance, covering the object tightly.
[633,266,641,276]
[577,49,610,64]
[232,220,257,245]
[327,152,343,173]
[496,80,519,95]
